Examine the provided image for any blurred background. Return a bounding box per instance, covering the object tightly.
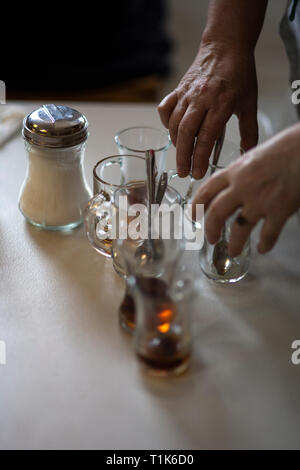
[5,1,297,134]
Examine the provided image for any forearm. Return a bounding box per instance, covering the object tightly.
[201,0,268,51]
[158,0,264,176]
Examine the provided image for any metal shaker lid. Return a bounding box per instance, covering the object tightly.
[23,104,89,148]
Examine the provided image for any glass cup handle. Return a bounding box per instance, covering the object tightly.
[84,191,112,256]
[167,169,195,204]
[167,168,177,183]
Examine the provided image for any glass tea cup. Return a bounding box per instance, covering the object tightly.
[115,126,171,177]
[198,139,250,283]
[84,154,146,257]
[128,273,195,377]
[113,182,183,334]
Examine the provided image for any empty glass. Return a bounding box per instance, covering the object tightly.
[198,140,250,283]
[200,213,250,283]
[84,154,146,257]
[115,126,171,177]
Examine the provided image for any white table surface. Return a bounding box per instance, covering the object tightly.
[0,103,300,450]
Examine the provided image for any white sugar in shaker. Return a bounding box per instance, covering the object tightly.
[19,104,92,230]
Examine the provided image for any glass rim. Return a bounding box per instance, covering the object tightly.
[114,126,171,153]
[93,154,146,189]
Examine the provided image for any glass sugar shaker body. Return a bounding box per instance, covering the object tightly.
[19,104,92,231]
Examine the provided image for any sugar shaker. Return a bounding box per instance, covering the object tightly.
[19,104,92,231]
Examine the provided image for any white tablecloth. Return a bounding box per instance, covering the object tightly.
[0,103,299,450]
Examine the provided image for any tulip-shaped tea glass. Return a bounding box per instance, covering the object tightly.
[113,182,183,334]
[116,228,192,376]
[198,140,250,283]
[84,155,146,257]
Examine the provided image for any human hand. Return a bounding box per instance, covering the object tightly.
[158,42,258,179]
[192,124,300,255]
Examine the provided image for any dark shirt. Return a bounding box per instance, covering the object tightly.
[3,0,172,92]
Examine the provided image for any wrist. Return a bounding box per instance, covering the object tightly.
[194,36,255,73]
[285,123,300,160]
[200,29,255,55]
[262,123,300,168]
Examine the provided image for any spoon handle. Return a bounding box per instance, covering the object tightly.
[156,171,168,205]
[145,150,156,240]
[211,128,226,243]
[210,126,226,176]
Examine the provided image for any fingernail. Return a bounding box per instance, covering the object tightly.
[206,231,218,245]
[177,167,189,178]
[192,168,203,180]
[257,243,265,254]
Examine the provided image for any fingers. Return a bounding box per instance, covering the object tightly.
[192,170,229,218]
[192,109,232,179]
[175,105,207,177]
[257,215,286,254]
[168,98,188,147]
[238,108,259,152]
[228,210,260,257]
[158,91,178,129]
[229,212,286,257]
[205,189,241,244]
